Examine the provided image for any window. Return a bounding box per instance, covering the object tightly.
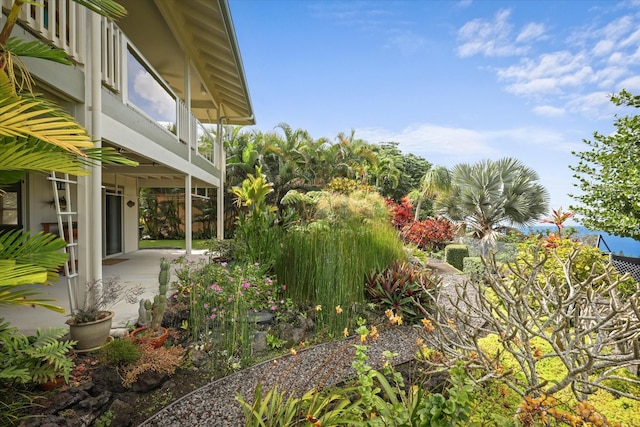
[0,183,22,230]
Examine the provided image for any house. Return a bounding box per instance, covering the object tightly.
[0,0,254,299]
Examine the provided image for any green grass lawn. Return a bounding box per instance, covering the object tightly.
[138,239,211,250]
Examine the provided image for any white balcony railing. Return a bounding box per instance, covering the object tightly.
[2,0,85,63]
[101,16,121,91]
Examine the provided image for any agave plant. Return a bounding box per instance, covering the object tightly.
[365,261,441,322]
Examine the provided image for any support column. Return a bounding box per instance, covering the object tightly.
[184,54,192,255]
[185,175,192,255]
[90,11,103,284]
[216,115,225,240]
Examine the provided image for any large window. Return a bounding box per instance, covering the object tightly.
[0,183,22,230]
[126,48,177,131]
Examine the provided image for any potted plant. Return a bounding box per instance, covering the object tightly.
[130,259,170,348]
[66,277,142,352]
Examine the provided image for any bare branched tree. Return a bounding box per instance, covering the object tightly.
[422,243,640,401]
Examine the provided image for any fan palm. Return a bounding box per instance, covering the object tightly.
[0,0,134,312]
[437,158,549,250]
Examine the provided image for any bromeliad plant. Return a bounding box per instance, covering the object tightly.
[365,261,441,323]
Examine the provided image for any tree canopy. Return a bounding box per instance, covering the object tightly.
[570,90,640,240]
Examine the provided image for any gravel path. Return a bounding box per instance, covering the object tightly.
[140,270,467,427]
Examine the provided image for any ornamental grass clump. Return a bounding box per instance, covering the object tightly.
[276,221,405,337]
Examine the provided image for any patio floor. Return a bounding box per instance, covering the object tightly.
[2,249,208,335]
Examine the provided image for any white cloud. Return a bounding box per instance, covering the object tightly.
[133,71,175,121]
[533,105,566,117]
[594,65,627,88]
[516,22,546,43]
[497,51,598,97]
[565,91,614,118]
[592,39,615,57]
[357,123,495,164]
[618,75,640,91]
[457,9,544,57]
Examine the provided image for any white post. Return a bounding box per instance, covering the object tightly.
[217,115,225,240]
[91,11,103,285]
[184,55,192,255]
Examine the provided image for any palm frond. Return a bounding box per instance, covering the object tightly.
[0,70,92,155]
[4,38,71,65]
[0,138,92,176]
[72,0,127,19]
[0,260,48,285]
[0,170,24,185]
[0,137,137,178]
[0,230,68,280]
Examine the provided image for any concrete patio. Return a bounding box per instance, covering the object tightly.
[2,249,208,335]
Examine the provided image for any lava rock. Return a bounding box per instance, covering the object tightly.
[131,370,167,392]
[107,398,135,427]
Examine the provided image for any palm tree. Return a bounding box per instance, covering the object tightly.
[437,158,549,250]
[408,165,451,221]
[367,145,402,193]
[0,0,134,311]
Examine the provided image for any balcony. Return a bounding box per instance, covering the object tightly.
[2,0,223,170]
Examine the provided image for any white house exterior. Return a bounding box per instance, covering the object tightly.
[0,0,254,290]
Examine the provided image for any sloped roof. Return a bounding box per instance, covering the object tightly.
[117,0,254,125]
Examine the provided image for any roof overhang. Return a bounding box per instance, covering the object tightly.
[117,0,254,125]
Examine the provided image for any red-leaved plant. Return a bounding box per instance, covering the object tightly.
[401,217,454,251]
[386,197,414,229]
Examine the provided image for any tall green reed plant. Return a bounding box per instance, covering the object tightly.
[276,221,405,337]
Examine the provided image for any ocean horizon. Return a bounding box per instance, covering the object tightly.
[525,225,640,258]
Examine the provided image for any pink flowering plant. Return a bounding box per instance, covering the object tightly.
[172,257,283,334]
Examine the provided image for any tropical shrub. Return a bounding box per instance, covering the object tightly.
[313,189,390,227]
[100,338,142,367]
[326,177,375,194]
[0,319,75,385]
[444,244,468,271]
[423,244,640,406]
[230,166,282,270]
[400,216,454,251]
[517,235,636,297]
[365,261,441,323]
[386,196,414,229]
[462,256,483,277]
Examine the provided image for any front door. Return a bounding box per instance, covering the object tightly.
[105,190,123,256]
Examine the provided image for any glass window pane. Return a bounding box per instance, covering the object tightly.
[2,211,17,224]
[3,193,17,208]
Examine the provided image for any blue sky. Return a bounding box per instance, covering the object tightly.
[229,0,640,223]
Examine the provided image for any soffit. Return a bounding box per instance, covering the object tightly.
[116,0,254,125]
